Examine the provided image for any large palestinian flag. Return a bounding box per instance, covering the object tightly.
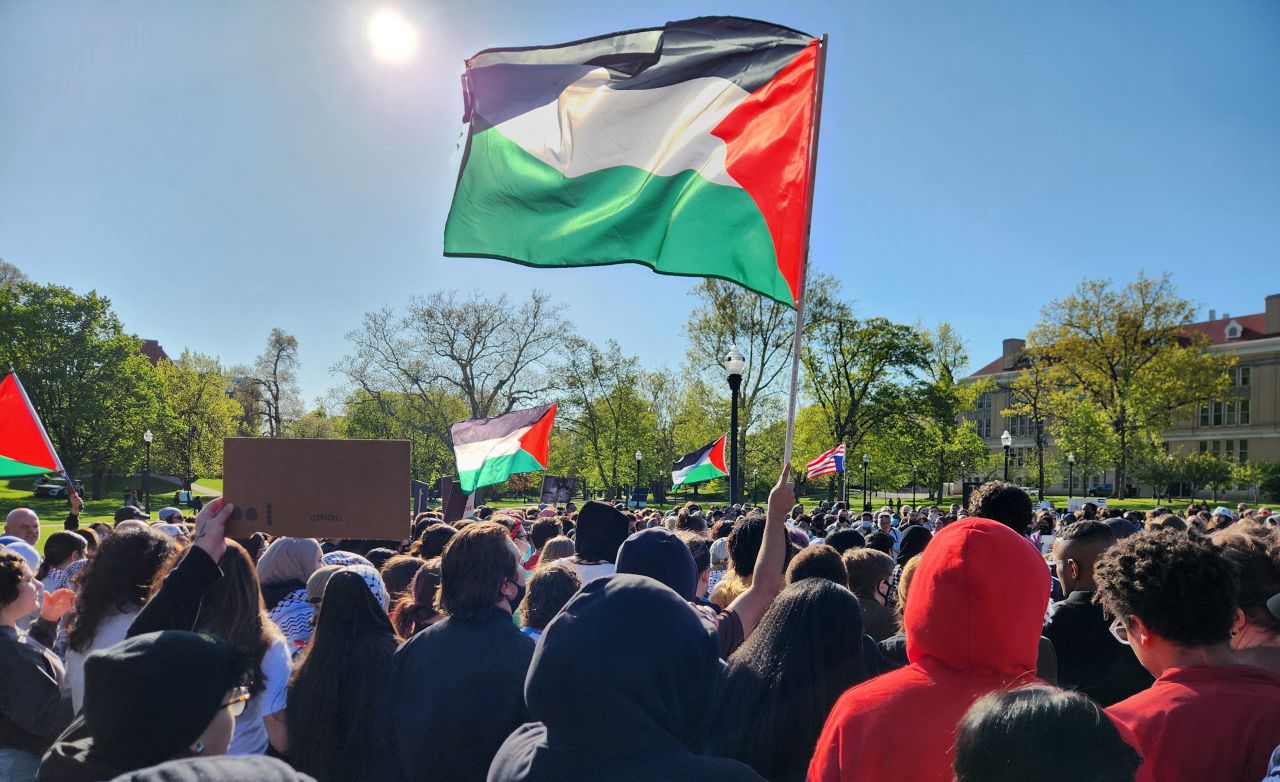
[444,17,821,307]
[0,372,65,478]
[672,435,728,489]
[450,403,557,493]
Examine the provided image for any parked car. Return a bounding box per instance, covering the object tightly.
[1089,483,1138,498]
[33,475,84,498]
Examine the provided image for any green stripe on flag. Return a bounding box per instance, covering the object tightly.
[0,455,55,478]
[676,461,727,487]
[445,125,792,306]
[457,449,546,494]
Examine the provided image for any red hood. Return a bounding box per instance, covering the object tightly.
[905,518,1048,678]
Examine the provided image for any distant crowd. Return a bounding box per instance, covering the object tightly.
[3,473,1280,782]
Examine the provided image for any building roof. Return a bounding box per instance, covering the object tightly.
[968,310,1270,379]
[140,339,169,365]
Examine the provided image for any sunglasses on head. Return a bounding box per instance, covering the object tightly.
[223,685,251,717]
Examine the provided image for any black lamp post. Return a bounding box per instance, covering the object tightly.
[1001,429,1013,482]
[911,464,917,508]
[1067,452,1075,502]
[142,429,153,513]
[861,452,870,512]
[634,450,642,507]
[723,346,745,505]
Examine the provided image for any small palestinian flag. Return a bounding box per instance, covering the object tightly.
[0,372,65,477]
[451,403,556,494]
[671,435,728,489]
[445,17,821,307]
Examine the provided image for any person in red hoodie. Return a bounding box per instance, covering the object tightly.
[1098,528,1280,782]
[807,518,1052,782]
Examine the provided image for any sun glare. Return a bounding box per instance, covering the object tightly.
[367,8,419,64]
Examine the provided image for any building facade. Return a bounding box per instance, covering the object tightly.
[966,293,1280,494]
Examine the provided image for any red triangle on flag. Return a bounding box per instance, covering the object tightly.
[0,373,61,474]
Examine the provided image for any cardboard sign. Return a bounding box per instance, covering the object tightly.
[1067,497,1108,513]
[224,438,411,540]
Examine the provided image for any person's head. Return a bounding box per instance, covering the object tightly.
[3,507,39,546]
[1082,502,1099,521]
[436,521,523,618]
[785,544,848,588]
[37,530,88,579]
[894,554,923,626]
[73,526,99,554]
[906,519,1048,675]
[68,528,177,653]
[529,518,562,551]
[0,548,40,626]
[194,541,280,695]
[676,531,711,598]
[518,562,582,632]
[895,525,932,567]
[707,578,870,780]
[824,528,865,554]
[379,554,423,602]
[410,522,458,560]
[573,501,630,563]
[114,505,149,524]
[364,547,397,571]
[726,512,768,580]
[390,557,442,638]
[955,685,1142,782]
[866,530,894,555]
[842,547,893,603]
[967,481,1034,536]
[1050,521,1116,594]
[877,514,891,533]
[286,570,400,781]
[674,508,708,536]
[537,535,575,565]
[1213,527,1280,649]
[523,574,719,754]
[1094,529,1240,675]
[255,537,323,586]
[82,630,253,771]
[616,527,698,600]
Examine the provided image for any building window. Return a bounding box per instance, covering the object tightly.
[1236,366,1251,387]
[1199,404,1210,427]
[1212,440,1221,457]
[1240,440,1248,463]
[1240,400,1250,426]
[1226,402,1237,427]
[1225,440,1235,462]
[1213,402,1224,427]
[1199,441,1208,453]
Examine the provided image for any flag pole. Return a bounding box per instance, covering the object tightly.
[781,34,829,470]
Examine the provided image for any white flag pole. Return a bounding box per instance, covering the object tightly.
[781,34,829,470]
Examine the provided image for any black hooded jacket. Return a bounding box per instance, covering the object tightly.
[487,574,764,782]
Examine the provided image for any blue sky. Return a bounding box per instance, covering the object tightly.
[2,1,1278,403]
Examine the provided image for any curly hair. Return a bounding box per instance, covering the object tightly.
[67,528,176,653]
[1094,528,1240,646]
[967,481,1033,536]
[785,545,848,588]
[517,561,581,632]
[1213,527,1280,635]
[0,549,28,607]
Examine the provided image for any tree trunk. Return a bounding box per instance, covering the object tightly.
[1035,420,1045,501]
[91,467,105,500]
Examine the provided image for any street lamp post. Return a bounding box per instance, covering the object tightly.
[722,346,746,505]
[142,429,153,513]
[1001,430,1013,482]
[634,450,642,507]
[911,464,917,508]
[861,453,870,512]
[1067,452,1075,502]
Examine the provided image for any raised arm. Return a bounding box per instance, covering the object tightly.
[726,464,795,640]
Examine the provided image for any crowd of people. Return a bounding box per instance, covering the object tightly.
[3,472,1280,781]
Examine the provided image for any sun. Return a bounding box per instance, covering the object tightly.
[367,8,419,64]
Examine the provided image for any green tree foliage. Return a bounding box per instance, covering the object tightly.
[909,322,993,499]
[1030,273,1233,497]
[1003,353,1054,499]
[0,282,164,498]
[1177,451,1231,501]
[153,351,242,486]
[1232,461,1268,504]
[0,259,27,287]
[288,407,343,439]
[340,389,466,483]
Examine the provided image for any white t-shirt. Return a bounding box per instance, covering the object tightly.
[66,608,139,713]
[558,557,615,585]
[228,636,291,755]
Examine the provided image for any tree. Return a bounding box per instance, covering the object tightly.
[0,259,27,287]
[153,351,242,488]
[909,322,992,500]
[1260,463,1280,503]
[1233,462,1267,504]
[1131,445,1179,501]
[289,407,342,439]
[1177,452,1231,502]
[802,304,928,482]
[1031,274,1234,498]
[0,283,165,498]
[243,328,304,437]
[340,389,467,485]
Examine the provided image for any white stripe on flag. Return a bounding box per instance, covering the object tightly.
[806,443,846,479]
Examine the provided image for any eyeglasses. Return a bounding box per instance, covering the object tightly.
[1109,617,1131,646]
[223,685,251,717]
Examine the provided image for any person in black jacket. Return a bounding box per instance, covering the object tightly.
[385,521,532,782]
[488,574,764,782]
[1043,521,1153,706]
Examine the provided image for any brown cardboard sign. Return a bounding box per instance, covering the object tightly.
[223,438,411,541]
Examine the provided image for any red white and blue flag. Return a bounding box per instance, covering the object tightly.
[806,443,846,479]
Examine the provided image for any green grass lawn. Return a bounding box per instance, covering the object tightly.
[194,477,223,493]
[1,475,187,553]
